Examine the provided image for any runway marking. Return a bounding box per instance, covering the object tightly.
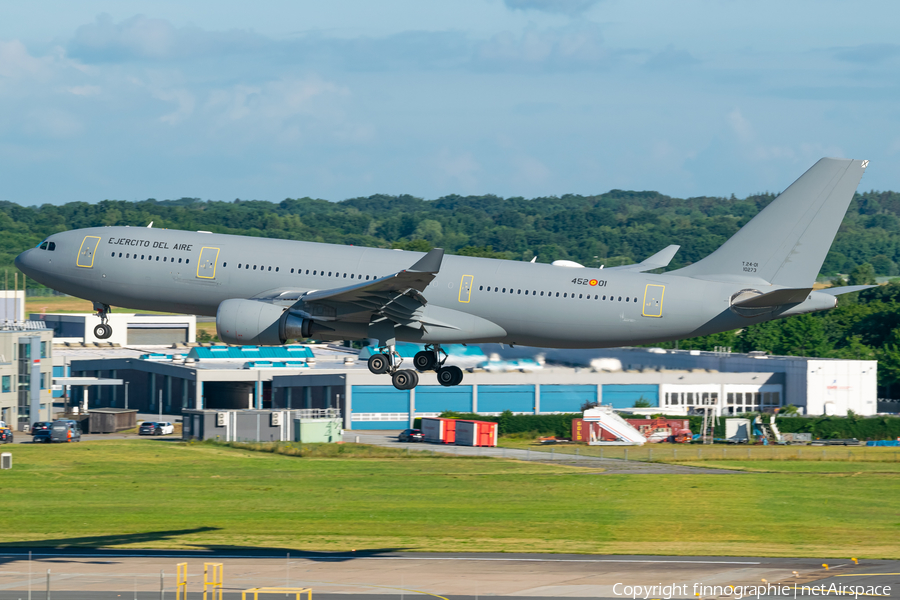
[0,553,761,565]
[835,574,900,577]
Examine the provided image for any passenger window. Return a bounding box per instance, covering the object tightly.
[579,294,582,299]
[118,253,123,257]
[328,272,332,276]
[126,253,130,258]
[343,273,347,278]
[563,293,567,298]
[502,288,506,293]
[222,262,226,267]
[156,256,160,261]
[517,289,521,294]
[111,252,115,257]
[268,266,272,272]
[291,268,294,273]
[626,297,629,302]
[185,259,189,264]
[540,291,544,296]
[275,267,278,272]
[253,265,257,270]
[365,275,369,280]
[555,292,559,297]
[141,255,145,260]
[177,258,182,263]
[480,286,484,291]
[618,296,622,301]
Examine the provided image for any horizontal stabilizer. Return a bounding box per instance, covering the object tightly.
[820,285,877,296]
[732,287,812,308]
[606,245,680,272]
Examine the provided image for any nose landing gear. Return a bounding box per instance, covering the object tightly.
[92,302,113,340]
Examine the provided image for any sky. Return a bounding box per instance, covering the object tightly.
[1,0,899,205]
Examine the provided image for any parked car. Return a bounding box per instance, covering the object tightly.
[33,429,52,443]
[398,428,424,443]
[139,421,174,436]
[0,427,13,444]
[30,421,51,435]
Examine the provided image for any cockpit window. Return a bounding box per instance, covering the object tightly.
[48,242,55,251]
[39,242,48,250]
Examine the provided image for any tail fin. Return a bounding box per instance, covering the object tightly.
[671,158,867,287]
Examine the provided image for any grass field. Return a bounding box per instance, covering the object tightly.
[1,439,898,558]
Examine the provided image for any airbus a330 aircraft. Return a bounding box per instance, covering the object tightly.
[16,158,871,390]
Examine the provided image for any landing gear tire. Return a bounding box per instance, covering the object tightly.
[94,324,112,339]
[413,351,437,372]
[437,366,463,387]
[367,353,390,374]
[392,369,419,390]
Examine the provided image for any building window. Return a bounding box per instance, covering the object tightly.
[1,376,10,393]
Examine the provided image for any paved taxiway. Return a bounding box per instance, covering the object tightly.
[0,550,896,599]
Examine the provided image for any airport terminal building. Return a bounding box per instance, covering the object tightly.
[63,342,879,429]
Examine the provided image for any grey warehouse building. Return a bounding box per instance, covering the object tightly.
[67,342,879,429]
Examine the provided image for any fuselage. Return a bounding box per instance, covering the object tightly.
[15,226,834,349]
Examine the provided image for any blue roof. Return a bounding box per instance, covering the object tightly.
[187,345,315,360]
[359,343,486,360]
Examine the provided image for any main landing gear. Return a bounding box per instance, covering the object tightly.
[367,344,463,390]
[92,302,113,340]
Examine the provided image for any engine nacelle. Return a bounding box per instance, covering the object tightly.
[216,299,312,346]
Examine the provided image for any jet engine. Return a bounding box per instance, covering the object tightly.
[216,299,313,346]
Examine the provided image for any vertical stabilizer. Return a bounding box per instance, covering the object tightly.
[671,158,867,287]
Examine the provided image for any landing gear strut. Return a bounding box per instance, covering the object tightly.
[415,345,464,387]
[93,302,112,339]
[366,343,462,389]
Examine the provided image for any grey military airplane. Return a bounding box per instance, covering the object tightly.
[16,158,871,390]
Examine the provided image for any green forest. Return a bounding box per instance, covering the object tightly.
[3,189,900,392]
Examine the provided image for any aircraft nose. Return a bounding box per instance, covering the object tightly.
[15,248,34,276]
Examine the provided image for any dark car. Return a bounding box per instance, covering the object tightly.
[30,421,51,435]
[49,420,81,443]
[0,428,13,444]
[398,428,424,443]
[33,429,52,443]
[139,422,161,436]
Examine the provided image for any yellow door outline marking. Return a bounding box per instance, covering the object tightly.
[76,236,101,268]
[458,274,474,303]
[642,284,665,317]
[196,247,220,279]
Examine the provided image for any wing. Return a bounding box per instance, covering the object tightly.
[605,245,680,272]
[260,248,454,329]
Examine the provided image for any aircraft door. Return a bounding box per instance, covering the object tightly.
[76,236,101,268]
[642,284,665,317]
[458,275,473,303]
[196,247,220,279]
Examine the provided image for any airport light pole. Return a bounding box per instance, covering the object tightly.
[124,381,129,410]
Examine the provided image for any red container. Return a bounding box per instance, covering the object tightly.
[455,420,498,447]
[421,417,457,444]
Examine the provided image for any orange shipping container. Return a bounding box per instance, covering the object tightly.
[421,417,457,444]
[455,420,498,447]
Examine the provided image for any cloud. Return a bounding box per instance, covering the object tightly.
[644,45,700,71]
[0,40,51,79]
[68,14,268,62]
[833,43,900,64]
[503,0,602,16]
[474,24,609,70]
